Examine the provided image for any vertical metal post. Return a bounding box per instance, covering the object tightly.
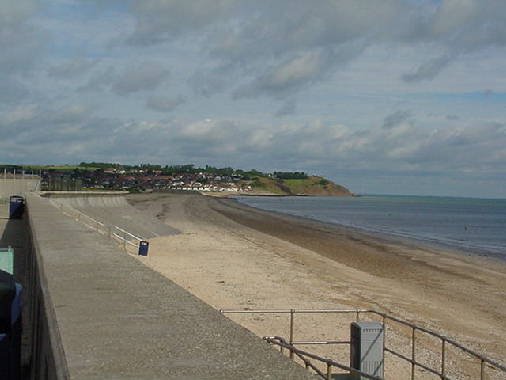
[356,310,360,321]
[289,309,295,359]
[411,327,416,380]
[441,339,445,379]
[383,315,386,355]
[480,359,485,380]
[326,363,332,380]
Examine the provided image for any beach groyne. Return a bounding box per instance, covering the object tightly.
[17,192,315,379]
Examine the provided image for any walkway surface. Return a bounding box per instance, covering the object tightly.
[27,194,315,379]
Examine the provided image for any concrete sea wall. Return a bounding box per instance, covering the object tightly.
[20,193,315,379]
[24,200,69,379]
[0,179,40,199]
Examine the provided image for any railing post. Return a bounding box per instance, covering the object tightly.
[441,339,445,379]
[383,315,386,357]
[480,359,485,380]
[326,362,332,380]
[411,327,416,380]
[289,309,295,359]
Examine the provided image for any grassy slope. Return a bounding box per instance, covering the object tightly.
[251,176,352,196]
[250,177,287,195]
[284,176,352,196]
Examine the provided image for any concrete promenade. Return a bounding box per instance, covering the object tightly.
[25,194,315,379]
[0,179,39,199]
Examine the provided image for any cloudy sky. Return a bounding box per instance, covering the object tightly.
[1,0,506,197]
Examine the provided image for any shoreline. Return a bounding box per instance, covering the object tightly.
[227,195,506,266]
[126,192,506,371]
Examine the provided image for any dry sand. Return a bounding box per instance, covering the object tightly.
[127,192,506,379]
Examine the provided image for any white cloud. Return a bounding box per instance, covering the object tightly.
[0,1,38,29]
[123,0,506,92]
[146,95,185,112]
[128,0,235,44]
[47,59,97,79]
[112,62,170,95]
[0,0,45,103]
[1,0,506,196]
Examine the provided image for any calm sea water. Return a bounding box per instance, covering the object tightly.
[235,195,506,260]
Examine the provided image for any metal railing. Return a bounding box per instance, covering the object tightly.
[264,336,382,380]
[54,201,145,254]
[219,308,506,379]
[368,310,506,380]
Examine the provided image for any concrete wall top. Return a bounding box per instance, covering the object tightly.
[0,179,40,199]
[26,194,315,379]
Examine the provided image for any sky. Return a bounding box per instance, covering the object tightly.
[1,0,506,198]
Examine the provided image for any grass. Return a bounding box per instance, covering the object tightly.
[250,177,287,194]
[283,177,326,193]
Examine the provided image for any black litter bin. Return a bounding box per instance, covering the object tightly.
[0,270,22,380]
[138,241,149,256]
[9,196,25,219]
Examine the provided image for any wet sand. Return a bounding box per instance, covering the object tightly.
[127,192,506,377]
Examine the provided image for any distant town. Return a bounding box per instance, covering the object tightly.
[0,163,312,194]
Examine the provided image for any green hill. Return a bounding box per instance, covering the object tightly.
[249,175,352,196]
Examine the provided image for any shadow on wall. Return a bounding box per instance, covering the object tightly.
[0,204,31,379]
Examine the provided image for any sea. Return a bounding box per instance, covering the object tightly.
[234,195,506,261]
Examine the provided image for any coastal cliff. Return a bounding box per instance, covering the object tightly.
[250,175,352,196]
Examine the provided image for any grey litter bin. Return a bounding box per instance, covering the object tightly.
[9,196,25,219]
[0,270,22,380]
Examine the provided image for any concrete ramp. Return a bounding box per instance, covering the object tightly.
[50,194,129,209]
[44,192,178,238]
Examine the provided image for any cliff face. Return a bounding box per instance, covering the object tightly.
[250,176,352,196]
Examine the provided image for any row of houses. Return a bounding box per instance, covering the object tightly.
[40,169,253,193]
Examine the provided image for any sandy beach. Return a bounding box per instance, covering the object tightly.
[127,192,506,378]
